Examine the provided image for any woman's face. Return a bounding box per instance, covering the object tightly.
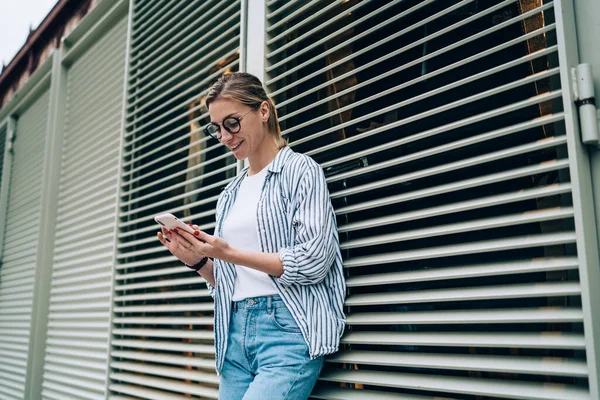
[208,98,269,161]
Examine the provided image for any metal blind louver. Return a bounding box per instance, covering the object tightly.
[0,90,50,399]
[266,0,590,399]
[40,15,128,400]
[109,0,241,398]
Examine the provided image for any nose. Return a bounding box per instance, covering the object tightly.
[220,128,233,145]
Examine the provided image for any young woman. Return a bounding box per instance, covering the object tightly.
[157,72,346,400]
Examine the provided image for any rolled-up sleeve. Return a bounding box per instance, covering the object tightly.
[277,164,340,286]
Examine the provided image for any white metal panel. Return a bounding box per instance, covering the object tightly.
[109,0,241,398]
[266,0,591,398]
[40,15,128,400]
[0,90,49,400]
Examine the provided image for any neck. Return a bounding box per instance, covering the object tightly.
[247,139,279,176]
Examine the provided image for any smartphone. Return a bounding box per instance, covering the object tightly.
[154,213,196,235]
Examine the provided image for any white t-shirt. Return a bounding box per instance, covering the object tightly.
[221,164,279,301]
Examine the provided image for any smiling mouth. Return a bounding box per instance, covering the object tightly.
[230,141,243,150]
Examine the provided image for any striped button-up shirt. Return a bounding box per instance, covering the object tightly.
[208,146,346,374]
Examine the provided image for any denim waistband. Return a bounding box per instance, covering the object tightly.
[231,295,284,312]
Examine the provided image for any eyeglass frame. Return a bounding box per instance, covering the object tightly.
[203,106,258,141]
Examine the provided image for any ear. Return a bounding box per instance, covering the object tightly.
[259,100,270,122]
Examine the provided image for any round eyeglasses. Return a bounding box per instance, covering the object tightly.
[204,108,256,141]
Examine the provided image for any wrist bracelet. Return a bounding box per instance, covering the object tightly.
[186,256,209,271]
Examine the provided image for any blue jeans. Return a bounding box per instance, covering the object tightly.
[218,296,324,400]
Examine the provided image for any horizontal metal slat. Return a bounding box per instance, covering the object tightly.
[113,316,213,325]
[328,110,561,187]
[318,369,589,400]
[111,329,213,340]
[131,0,168,28]
[125,56,239,124]
[110,373,219,398]
[48,301,110,312]
[345,257,578,287]
[115,265,190,280]
[131,0,227,58]
[113,303,213,313]
[44,355,106,371]
[131,24,240,109]
[52,262,113,279]
[338,182,570,234]
[327,350,587,377]
[267,0,323,34]
[131,1,223,76]
[123,58,238,137]
[46,330,109,340]
[109,383,198,400]
[267,0,446,84]
[346,307,583,325]
[114,277,205,291]
[44,363,106,383]
[346,281,581,307]
[44,346,107,361]
[341,207,574,250]
[46,338,108,350]
[127,36,239,111]
[332,134,566,201]
[114,289,209,302]
[111,339,214,354]
[41,380,104,400]
[311,386,444,400]
[282,31,556,128]
[111,362,218,384]
[111,350,214,368]
[288,58,559,149]
[118,182,222,223]
[0,383,25,398]
[267,0,373,56]
[273,0,524,97]
[340,331,586,349]
[53,252,114,271]
[130,1,196,49]
[267,1,345,49]
[335,159,570,216]
[47,320,110,330]
[344,232,576,268]
[131,13,240,94]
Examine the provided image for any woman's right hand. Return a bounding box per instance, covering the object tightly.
[157,225,205,266]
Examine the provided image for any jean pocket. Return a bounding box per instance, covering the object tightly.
[270,306,302,334]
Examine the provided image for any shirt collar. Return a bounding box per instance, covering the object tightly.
[267,146,292,174]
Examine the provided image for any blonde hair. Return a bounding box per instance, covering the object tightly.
[205,72,287,149]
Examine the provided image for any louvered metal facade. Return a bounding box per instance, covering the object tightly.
[40,13,128,400]
[264,1,596,398]
[108,0,241,398]
[0,89,50,399]
[0,0,599,399]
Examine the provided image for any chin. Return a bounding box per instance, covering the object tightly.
[232,152,247,161]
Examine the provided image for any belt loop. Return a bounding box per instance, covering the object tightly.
[267,296,272,313]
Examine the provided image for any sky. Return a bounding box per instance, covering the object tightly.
[0,0,60,67]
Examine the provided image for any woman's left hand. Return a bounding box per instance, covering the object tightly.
[176,228,234,263]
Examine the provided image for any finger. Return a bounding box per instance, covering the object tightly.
[194,230,212,243]
[171,229,196,250]
[177,228,200,240]
[157,232,168,246]
[157,232,174,248]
